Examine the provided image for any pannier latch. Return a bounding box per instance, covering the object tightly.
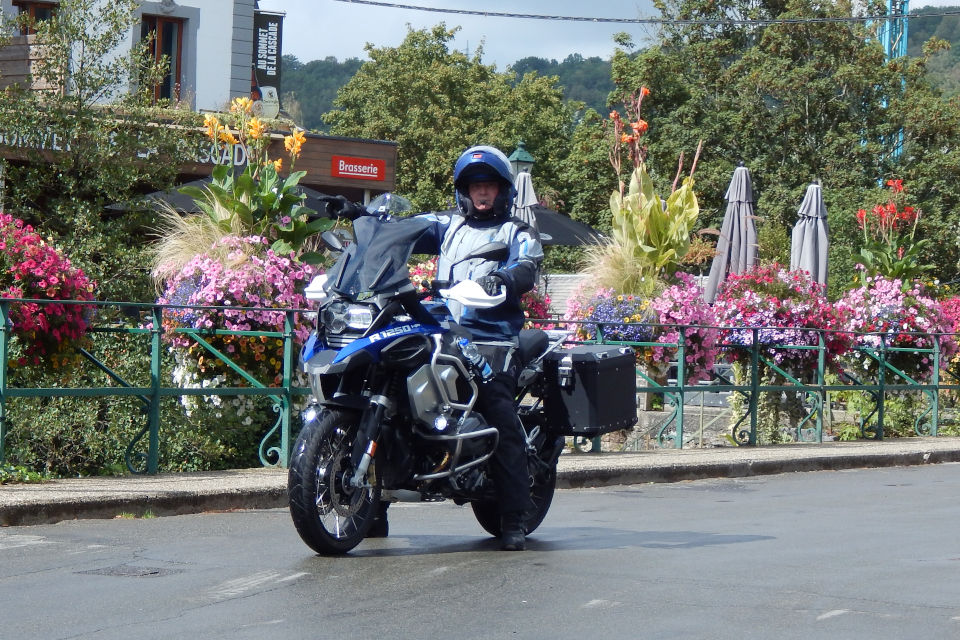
[557,354,574,389]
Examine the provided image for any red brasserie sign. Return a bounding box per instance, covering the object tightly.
[331,155,385,181]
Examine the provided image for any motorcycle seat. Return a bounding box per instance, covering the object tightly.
[517,329,548,367]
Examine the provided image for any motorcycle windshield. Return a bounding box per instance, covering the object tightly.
[327,215,434,299]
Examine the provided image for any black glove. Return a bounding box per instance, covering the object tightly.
[317,195,364,220]
[476,274,505,296]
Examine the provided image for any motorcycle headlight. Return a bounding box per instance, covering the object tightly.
[345,305,374,330]
[322,302,375,333]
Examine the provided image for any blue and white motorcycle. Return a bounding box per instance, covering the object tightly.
[288,195,569,555]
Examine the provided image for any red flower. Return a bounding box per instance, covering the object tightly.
[886,179,904,193]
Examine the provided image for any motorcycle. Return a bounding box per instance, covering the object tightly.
[287,194,573,555]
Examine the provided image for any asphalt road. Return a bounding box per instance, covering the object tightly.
[3,464,960,640]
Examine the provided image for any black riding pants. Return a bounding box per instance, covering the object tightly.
[475,346,531,516]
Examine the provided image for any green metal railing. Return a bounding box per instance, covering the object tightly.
[1,299,957,474]
[0,298,308,474]
[579,322,954,450]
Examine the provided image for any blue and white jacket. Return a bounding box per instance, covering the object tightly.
[414,210,543,344]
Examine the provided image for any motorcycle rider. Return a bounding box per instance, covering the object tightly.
[328,146,543,550]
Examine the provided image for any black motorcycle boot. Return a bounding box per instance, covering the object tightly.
[368,501,389,538]
[500,512,526,551]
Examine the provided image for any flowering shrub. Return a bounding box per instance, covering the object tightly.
[573,288,657,343]
[835,275,956,381]
[938,296,960,368]
[713,265,848,370]
[0,213,95,368]
[855,179,931,282]
[184,97,331,260]
[157,235,317,385]
[600,87,701,294]
[409,257,437,294]
[649,273,719,384]
[521,286,553,329]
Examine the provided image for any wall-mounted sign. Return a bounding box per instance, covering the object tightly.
[252,11,283,119]
[331,155,386,181]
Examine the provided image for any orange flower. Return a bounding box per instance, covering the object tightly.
[630,119,649,135]
[219,129,239,145]
[247,117,267,140]
[284,129,306,157]
[640,86,651,98]
[621,133,636,144]
[272,157,283,172]
[203,114,220,141]
[230,96,253,114]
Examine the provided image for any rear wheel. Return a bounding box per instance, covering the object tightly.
[288,409,380,555]
[472,464,557,538]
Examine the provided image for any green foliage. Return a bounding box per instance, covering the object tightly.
[554,109,616,232]
[181,163,331,260]
[608,163,701,289]
[324,25,575,212]
[0,463,45,484]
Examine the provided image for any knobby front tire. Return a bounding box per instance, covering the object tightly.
[288,409,380,555]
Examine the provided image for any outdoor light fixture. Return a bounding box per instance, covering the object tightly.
[508,141,535,176]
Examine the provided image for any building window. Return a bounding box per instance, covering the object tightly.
[141,15,184,102]
[13,1,58,35]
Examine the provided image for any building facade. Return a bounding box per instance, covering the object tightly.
[0,0,396,200]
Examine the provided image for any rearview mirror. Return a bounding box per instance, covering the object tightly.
[320,229,353,253]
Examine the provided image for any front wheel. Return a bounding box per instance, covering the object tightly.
[288,409,380,555]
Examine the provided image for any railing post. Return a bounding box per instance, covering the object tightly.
[749,327,759,445]
[674,325,686,449]
[816,330,825,442]
[931,332,940,436]
[280,310,295,467]
[148,305,162,474]
[877,334,886,439]
[0,300,8,464]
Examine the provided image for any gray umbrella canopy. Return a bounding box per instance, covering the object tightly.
[512,171,540,230]
[703,165,758,303]
[790,182,830,286]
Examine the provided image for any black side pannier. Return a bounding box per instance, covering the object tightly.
[543,345,638,437]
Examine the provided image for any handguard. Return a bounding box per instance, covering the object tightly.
[438,279,506,309]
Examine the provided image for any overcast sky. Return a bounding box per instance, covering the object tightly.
[255,0,960,69]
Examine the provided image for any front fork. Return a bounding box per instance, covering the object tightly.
[349,391,393,489]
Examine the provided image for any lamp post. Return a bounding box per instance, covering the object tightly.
[508,141,535,176]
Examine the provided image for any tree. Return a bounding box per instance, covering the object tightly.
[0,0,205,301]
[324,25,575,211]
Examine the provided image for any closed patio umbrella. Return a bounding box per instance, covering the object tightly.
[703,165,758,303]
[790,182,829,286]
[512,171,539,231]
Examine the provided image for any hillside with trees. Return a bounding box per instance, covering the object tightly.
[908,4,960,95]
[282,51,612,131]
